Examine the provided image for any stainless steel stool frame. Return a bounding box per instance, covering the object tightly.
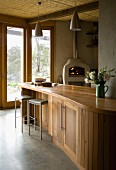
[15,95,32,133]
[28,99,48,140]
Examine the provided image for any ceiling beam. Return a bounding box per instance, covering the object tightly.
[27,1,99,24]
[0,14,27,25]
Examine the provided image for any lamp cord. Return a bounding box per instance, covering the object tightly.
[37,1,41,21]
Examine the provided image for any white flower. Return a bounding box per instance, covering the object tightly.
[89,71,96,80]
[85,78,90,83]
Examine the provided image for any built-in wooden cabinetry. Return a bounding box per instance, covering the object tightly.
[21,83,116,170]
[51,96,88,169]
[51,97,77,160]
[51,97,112,170]
[52,97,64,144]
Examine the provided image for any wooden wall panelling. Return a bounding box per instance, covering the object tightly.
[93,112,98,170]
[103,114,109,170]
[88,111,93,170]
[109,115,116,170]
[63,100,78,164]
[48,95,52,135]
[52,97,57,137]
[52,97,63,144]
[41,93,48,129]
[64,105,76,155]
[76,107,81,165]
[80,109,86,168]
[98,114,104,170]
[84,110,89,170]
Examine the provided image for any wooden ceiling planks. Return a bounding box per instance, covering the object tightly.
[0,0,98,22]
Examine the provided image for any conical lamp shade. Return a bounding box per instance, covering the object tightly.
[35,21,43,37]
[70,9,81,31]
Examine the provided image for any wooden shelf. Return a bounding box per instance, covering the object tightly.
[86,33,98,47]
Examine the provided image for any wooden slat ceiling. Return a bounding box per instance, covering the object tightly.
[0,0,99,23]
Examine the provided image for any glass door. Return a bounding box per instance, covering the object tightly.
[6,26,24,107]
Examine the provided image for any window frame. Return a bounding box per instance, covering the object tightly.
[26,25,55,83]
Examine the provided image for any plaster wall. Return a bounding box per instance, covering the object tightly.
[99,0,116,98]
[77,21,98,70]
[55,21,73,82]
[55,20,98,82]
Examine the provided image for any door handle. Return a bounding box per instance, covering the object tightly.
[61,105,66,130]
[60,104,63,130]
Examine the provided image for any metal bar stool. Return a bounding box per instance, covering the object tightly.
[15,95,33,133]
[28,99,48,140]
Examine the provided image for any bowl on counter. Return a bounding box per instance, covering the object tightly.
[41,82,52,87]
[35,77,46,82]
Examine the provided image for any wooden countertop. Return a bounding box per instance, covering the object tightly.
[20,83,116,114]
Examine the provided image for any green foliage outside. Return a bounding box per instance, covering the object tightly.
[32,39,50,79]
[7,42,50,87]
[7,46,21,84]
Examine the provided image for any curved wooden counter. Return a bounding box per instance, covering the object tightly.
[20,83,116,170]
[20,82,116,114]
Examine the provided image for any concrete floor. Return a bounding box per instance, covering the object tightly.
[0,109,79,170]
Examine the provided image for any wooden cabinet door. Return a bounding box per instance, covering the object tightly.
[63,101,77,160]
[52,97,64,144]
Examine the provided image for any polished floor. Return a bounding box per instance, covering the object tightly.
[0,109,79,170]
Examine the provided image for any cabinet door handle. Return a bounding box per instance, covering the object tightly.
[60,104,63,130]
[64,106,66,130]
[61,105,66,130]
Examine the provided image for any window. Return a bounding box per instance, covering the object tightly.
[32,29,51,82]
[7,27,24,101]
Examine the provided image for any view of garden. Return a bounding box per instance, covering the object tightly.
[7,27,50,101]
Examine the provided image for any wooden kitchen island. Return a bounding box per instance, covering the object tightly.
[20,83,116,170]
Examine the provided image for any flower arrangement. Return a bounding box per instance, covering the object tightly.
[85,67,116,85]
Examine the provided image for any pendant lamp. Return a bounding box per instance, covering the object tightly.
[35,1,43,37]
[70,9,81,31]
[35,21,43,37]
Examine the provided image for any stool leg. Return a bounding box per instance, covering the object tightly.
[21,102,23,133]
[27,100,29,125]
[34,105,36,130]
[29,102,30,135]
[40,104,42,140]
[15,98,17,128]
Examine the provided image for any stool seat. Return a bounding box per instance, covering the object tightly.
[29,99,48,105]
[15,95,33,101]
[28,98,48,140]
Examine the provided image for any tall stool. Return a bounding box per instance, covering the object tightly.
[15,95,33,133]
[28,99,48,140]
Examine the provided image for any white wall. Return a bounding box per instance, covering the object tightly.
[99,0,116,98]
[55,20,98,82]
